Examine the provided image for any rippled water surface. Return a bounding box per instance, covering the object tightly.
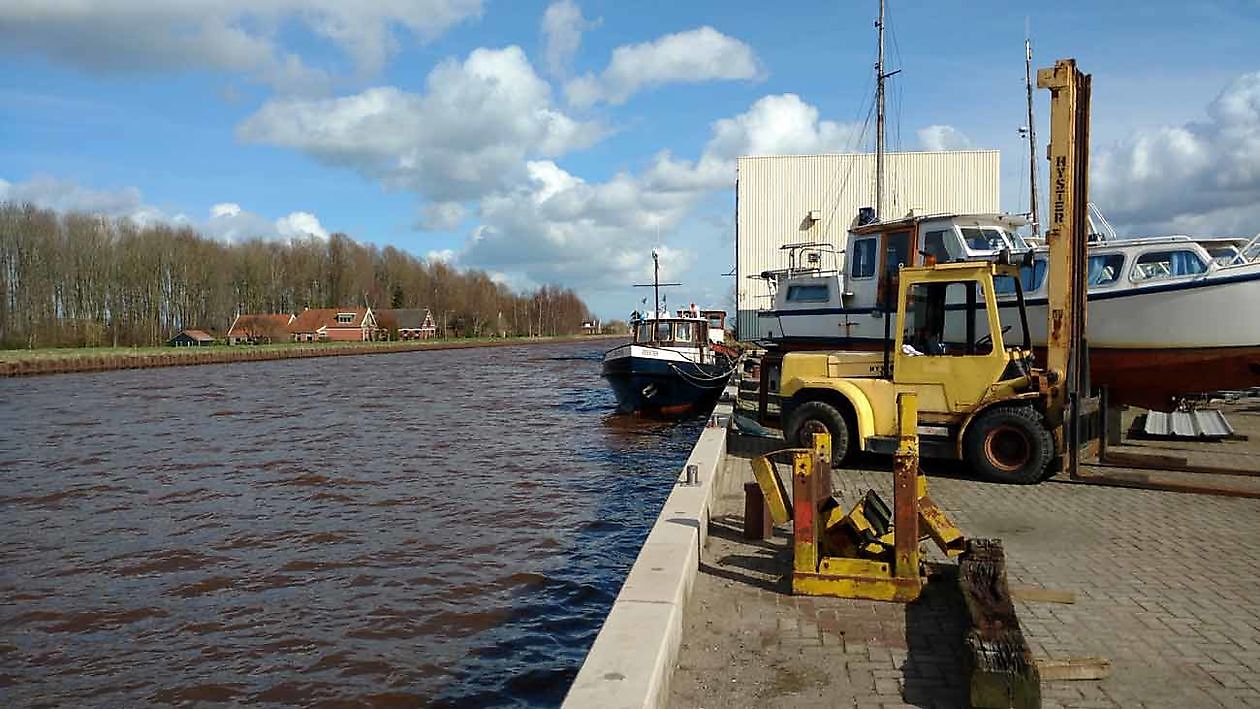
[0,341,701,706]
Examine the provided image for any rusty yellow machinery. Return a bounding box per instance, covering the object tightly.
[751,392,964,602]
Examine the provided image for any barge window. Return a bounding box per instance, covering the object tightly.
[851,238,877,278]
[674,322,695,343]
[655,322,672,342]
[636,322,653,342]
[1087,254,1125,286]
[1132,250,1206,282]
[786,284,830,302]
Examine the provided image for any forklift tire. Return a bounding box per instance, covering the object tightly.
[786,401,852,466]
[964,405,1053,484]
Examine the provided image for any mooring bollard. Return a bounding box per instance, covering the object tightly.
[682,463,699,486]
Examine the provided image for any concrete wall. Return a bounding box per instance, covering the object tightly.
[563,394,735,709]
[735,150,1000,338]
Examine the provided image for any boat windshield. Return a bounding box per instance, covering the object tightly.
[960,227,1020,254]
[634,319,700,346]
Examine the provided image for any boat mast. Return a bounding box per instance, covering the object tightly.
[633,249,681,342]
[1024,36,1041,237]
[653,250,661,319]
[875,0,886,221]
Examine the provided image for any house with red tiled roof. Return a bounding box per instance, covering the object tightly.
[227,313,295,345]
[289,307,377,342]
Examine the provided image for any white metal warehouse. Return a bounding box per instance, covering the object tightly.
[734,150,1000,338]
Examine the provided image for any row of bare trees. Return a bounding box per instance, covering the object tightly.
[0,203,595,348]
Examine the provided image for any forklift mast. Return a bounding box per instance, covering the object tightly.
[1037,59,1092,472]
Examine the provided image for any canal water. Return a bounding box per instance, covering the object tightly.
[0,340,703,706]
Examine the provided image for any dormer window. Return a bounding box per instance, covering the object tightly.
[337,312,355,324]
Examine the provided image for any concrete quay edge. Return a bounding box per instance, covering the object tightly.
[562,389,735,709]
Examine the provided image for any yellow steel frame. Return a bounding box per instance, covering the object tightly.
[748,392,967,603]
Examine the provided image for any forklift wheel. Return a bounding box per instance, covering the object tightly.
[786,401,852,466]
[965,406,1053,484]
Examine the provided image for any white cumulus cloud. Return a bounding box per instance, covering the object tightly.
[646,93,864,193]
[541,0,598,78]
[1092,70,1260,236]
[565,26,761,108]
[917,124,973,151]
[455,93,856,295]
[238,46,604,204]
[0,174,145,216]
[275,211,328,239]
[0,0,483,92]
[1,175,331,243]
[426,248,458,264]
[210,202,243,218]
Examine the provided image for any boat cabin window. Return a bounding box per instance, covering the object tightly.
[636,321,653,342]
[674,321,696,343]
[785,284,830,302]
[1088,253,1125,286]
[1207,246,1239,266]
[903,280,993,357]
[635,320,701,346]
[707,315,724,329]
[878,231,913,306]
[960,227,1007,252]
[851,238,877,278]
[1131,250,1207,282]
[923,229,957,263]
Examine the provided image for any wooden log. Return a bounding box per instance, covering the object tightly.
[959,539,1041,709]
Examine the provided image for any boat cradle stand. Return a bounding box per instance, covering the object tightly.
[750,392,965,602]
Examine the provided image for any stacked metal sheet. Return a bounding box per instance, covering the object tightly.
[1142,410,1235,439]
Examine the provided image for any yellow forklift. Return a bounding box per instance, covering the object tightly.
[774,60,1092,485]
[749,58,1094,603]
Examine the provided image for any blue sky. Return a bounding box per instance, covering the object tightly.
[2,0,1258,317]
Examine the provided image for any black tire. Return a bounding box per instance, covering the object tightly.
[964,405,1054,484]
[786,400,852,465]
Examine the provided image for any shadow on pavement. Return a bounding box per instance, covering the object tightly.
[701,515,791,594]
[901,570,970,708]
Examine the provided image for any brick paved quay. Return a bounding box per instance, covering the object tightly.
[669,403,1260,708]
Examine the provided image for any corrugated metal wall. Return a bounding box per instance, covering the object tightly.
[735,150,1000,337]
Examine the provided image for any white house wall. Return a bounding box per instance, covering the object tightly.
[735,150,1000,338]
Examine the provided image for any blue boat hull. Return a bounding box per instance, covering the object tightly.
[602,353,730,417]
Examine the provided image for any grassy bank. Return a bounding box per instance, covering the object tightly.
[0,334,626,377]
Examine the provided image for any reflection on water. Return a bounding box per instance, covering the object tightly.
[0,340,701,706]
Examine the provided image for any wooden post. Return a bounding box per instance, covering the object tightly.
[743,482,772,540]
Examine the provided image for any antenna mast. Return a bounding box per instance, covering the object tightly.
[1024,37,1041,236]
[875,0,886,220]
[653,251,661,319]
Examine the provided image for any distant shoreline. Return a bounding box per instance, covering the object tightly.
[0,335,627,378]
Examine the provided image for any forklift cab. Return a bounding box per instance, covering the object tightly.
[892,262,1031,414]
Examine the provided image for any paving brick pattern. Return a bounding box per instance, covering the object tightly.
[668,407,1260,709]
